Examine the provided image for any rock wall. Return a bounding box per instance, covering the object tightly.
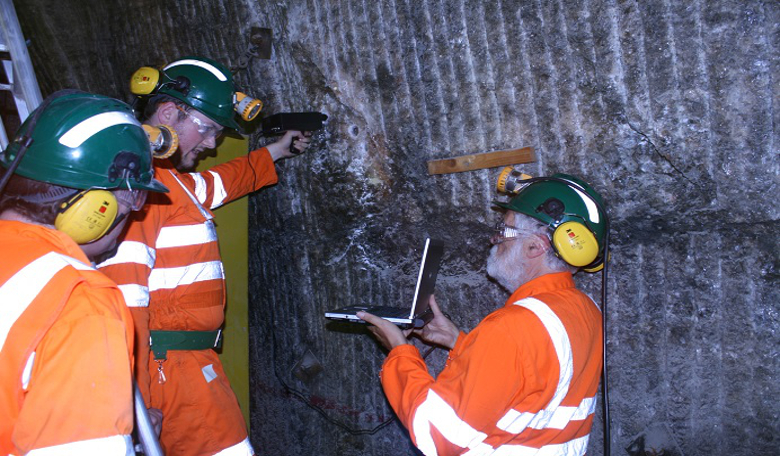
[15,0,778,454]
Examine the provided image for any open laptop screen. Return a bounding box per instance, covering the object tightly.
[324,238,444,328]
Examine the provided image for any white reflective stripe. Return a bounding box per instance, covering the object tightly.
[148,260,224,291]
[22,352,35,390]
[189,172,208,204]
[489,434,589,456]
[26,434,134,456]
[498,298,573,434]
[497,396,596,435]
[169,170,213,220]
[164,59,228,81]
[0,252,91,351]
[412,389,491,456]
[573,187,600,224]
[209,170,228,209]
[213,436,254,456]
[118,283,150,308]
[59,111,141,148]
[156,222,218,249]
[98,241,156,268]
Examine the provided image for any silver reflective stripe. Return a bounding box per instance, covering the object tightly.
[208,170,228,209]
[0,252,91,351]
[98,241,156,269]
[212,436,254,455]
[412,389,491,456]
[164,59,228,81]
[117,283,150,308]
[498,397,596,434]
[156,222,218,249]
[486,435,589,456]
[497,298,573,434]
[26,434,134,456]
[148,260,224,292]
[170,170,213,220]
[22,352,35,390]
[58,111,140,148]
[190,172,208,204]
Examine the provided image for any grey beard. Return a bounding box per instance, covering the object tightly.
[487,244,527,292]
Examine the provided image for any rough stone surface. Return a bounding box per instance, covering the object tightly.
[15,0,778,455]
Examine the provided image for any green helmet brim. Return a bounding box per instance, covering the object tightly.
[131,178,169,193]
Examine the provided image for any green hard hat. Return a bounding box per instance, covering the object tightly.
[1,92,168,193]
[493,173,608,249]
[159,56,240,130]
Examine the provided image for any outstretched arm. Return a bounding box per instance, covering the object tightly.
[266,130,312,161]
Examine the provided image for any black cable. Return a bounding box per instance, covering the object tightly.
[600,230,611,456]
[268,300,405,435]
[0,135,32,194]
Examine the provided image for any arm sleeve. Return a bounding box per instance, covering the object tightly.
[178,147,278,210]
[381,313,528,455]
[13,285,134,453]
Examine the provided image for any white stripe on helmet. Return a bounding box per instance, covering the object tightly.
[59,111,141,148]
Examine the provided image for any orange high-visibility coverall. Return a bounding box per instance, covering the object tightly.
[380,272,603,456]
[98,148,278,456]
[0,222,135,455]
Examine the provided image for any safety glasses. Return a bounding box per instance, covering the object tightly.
[176,105,223,140]
[491,222,540,245]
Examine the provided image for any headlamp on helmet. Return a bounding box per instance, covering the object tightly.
[234,92,262,121]
[129,57,263,129]
[493,168,608,271]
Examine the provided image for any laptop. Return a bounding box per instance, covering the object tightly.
[324,238,444,329]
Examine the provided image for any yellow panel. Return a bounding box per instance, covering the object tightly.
[196,135,250,428]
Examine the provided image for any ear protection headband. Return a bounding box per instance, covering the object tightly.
[130,66,263,122]
[496,167,609,272]
[130,66,191,97]
[55,189,119,244]
[537,192,602,269]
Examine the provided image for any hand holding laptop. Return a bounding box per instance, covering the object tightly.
[407,295,460,350]
[357,311,412,350]
[359,295,460,351]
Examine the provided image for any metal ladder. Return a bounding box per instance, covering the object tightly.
[0,0,42,149]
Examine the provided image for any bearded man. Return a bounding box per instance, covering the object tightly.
[360,174,608,456]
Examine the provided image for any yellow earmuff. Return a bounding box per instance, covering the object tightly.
[550,221,600,267]
[130,67,162,96]
[54,190,118,244]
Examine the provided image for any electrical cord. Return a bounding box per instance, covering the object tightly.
[268,301,438,435]
[600,230,611,456]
